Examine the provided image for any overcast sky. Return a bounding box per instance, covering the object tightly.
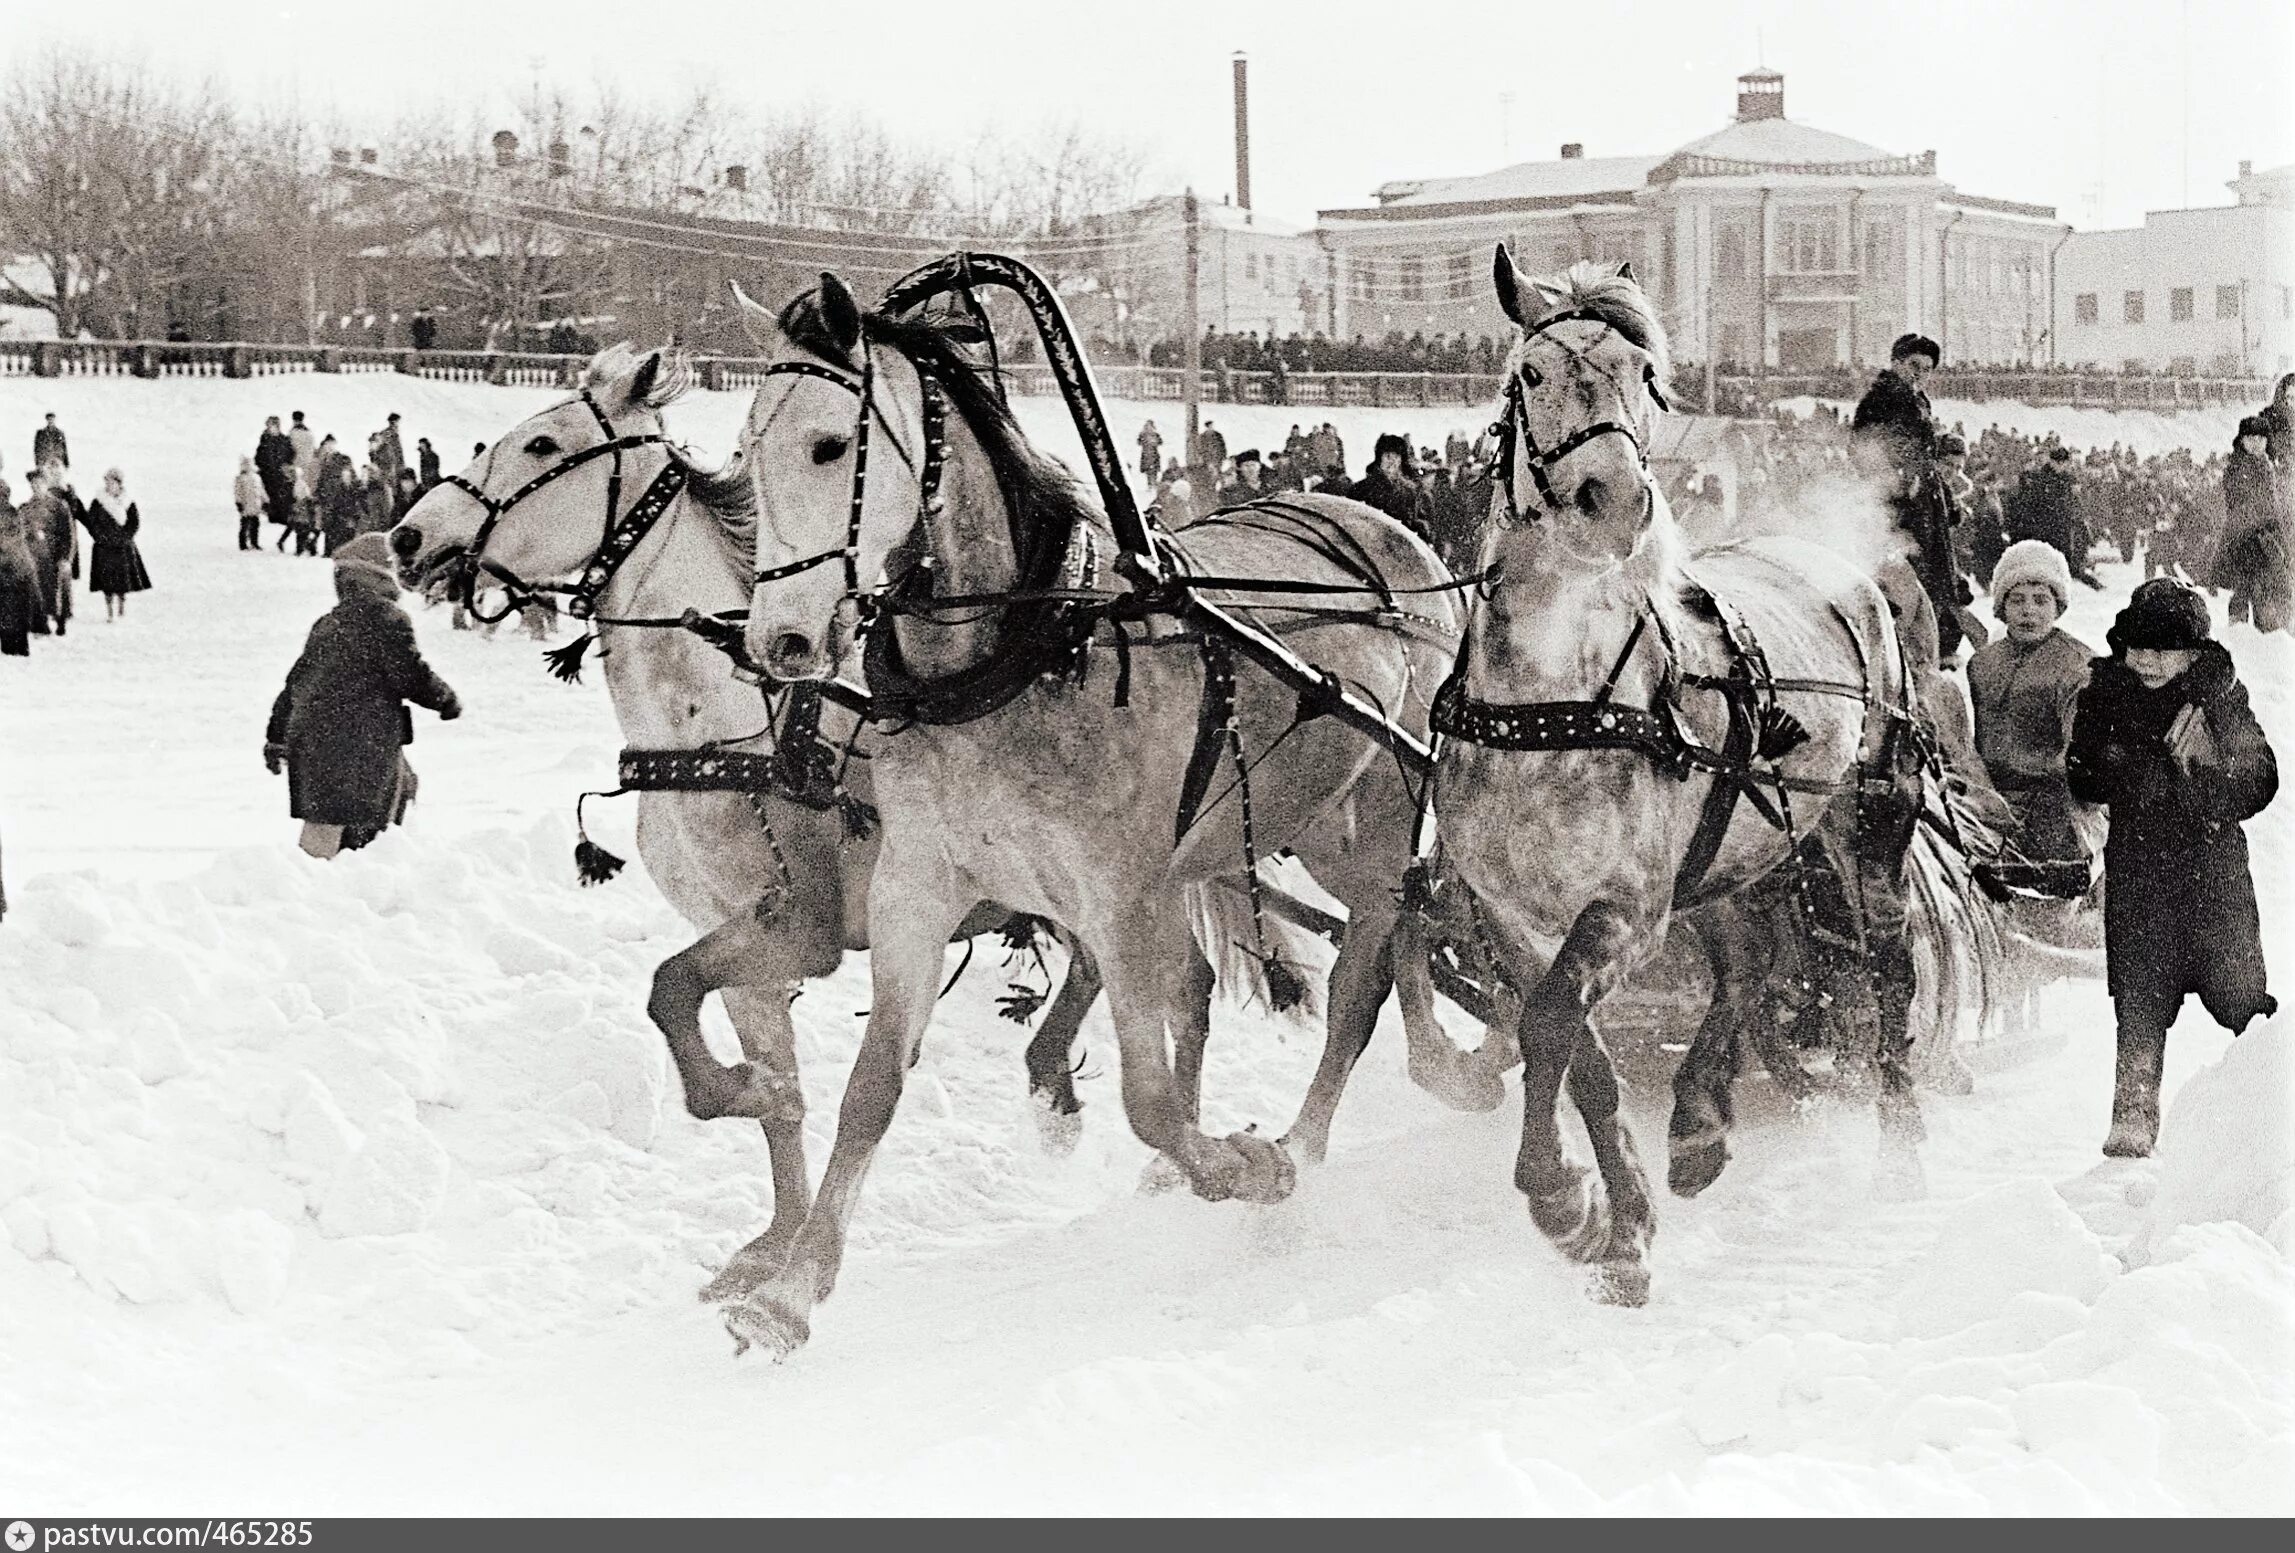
[24,0,2295,231]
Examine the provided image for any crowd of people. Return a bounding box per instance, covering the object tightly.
[0,414,154,656]
[246,408,446,559]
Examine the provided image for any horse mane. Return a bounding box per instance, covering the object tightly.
[582,341,756,560]
[777,286,1101,583]
[1516,261,1674,389]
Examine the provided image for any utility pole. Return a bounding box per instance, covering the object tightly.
[1184,189,1202,459]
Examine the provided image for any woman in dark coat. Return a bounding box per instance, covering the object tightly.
[316,444,364,556]
[265,533,461,857]
[2066,578,2279,1157]
[0,476,41,656]
[79,468,153,621]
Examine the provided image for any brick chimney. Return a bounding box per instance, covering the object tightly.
[1736,67,1784,122]
[1560,143,1584,160]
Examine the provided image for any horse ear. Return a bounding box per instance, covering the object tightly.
[728,279,777,351]
[1493,244,1527,329]
[1616,260,1637,284]
[628,348,663,406]
[817,272,863,358]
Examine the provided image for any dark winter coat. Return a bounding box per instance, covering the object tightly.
[1346,465,1435,544]
[317,453,365,549]
[1849,368,1936,489]
[266,584,459,829]
[256,430,298,521]
[2261,401,2295,481]
[33,424,67,470]
[2010,463,2082,566]
[79,498,151,597]
[371,426,405,477]
[0,498,39,656]
[2066,644,2278,1021]
[19,490,74,627]
[417,444,442,490]
[2214,449,2289,625]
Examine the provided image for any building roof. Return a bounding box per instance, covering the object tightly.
[1667,115,1896,167]
[1367,154,1661,211]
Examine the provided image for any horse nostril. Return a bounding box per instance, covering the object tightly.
[390,525,423,558]
[770,632,812,665]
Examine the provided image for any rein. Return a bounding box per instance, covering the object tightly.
[439,387,686,625]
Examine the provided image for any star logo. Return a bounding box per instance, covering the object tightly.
[6,1522,35,1552]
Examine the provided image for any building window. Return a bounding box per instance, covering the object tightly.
[1717,221,1748,280]
[1860,220,1899,284]
[1352,262,1371,302]
[2217,285,2241,319]
[1448,252,1472,298]
[2074,293,2098,325]
[2124,290,2145,324]
[2170,287,2193,321]
[1400,257,1424,302]
[1777,207,1839,272]
[1244,252,1257,281]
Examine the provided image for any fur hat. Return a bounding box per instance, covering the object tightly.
[332,532,401,593]
[1373,432,1412,464]
[1890,333,1942,365]
[2237,413,2271,444]
[2108,577,2210,653]
[1935,432,1967,458]
[1990,539,2070,614]
[1232,448,1262,467]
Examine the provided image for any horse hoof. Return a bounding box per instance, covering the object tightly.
[722,1293,810,1362]
[698,1243,791,1304]
[1138,1154,1187,1196]
[1225,1131,1297,1204]
[1667,1138,1729,1199]
[1524,1168,1595,1245]
[1407,1045,1507,1113]
[1588,1258,1652,1308]
[1033,1099,1084,1158]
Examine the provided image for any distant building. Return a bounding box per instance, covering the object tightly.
[2053,162,2295,377]
[1317,68,2068,370]
[1106,195,1330,352]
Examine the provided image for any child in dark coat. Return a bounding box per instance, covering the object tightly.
[265,533,461,858]
[2066,578,2279,1157]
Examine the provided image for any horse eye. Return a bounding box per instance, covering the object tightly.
[1519,365,1543,390]
[812,435,850,465]
[524,435,560,457]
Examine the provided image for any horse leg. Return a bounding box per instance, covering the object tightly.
[1283,907,1402,1166]
[647,908,810,1123]
[1393,908,1512,1114]
[1139,941,1217,1195]
[1668,904,1765,1199]
[1104,908,1294,1205]
[1513,901,1658,1305]
[718,881,968,1361]
[1023,936,1102,1156]
[697,983,814,1302]
[1858,800,1929,1201]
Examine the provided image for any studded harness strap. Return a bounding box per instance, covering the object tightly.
[439,387,686,625]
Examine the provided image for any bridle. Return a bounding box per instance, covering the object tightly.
[745,344,946,626]
[1489,308,1672,527]
[436,387,686,625]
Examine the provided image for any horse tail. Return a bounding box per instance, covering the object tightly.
[1183,865,1328,1022]
[1902,817,2005,1084]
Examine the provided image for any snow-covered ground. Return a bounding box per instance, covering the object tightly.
[1,373,2289,1514]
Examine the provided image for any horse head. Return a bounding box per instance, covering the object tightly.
[1485,245,1676,581]
[733,272,944,683]
[391,343,685,606]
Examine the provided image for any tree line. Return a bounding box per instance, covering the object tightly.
[0,47,1154,350]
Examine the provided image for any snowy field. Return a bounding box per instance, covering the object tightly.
[0,373,2289,1515]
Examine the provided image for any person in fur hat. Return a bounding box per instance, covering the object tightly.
[2066,578,2279,1156]
[1348,431,1433,541]
[265,532,461,859]
[2216,414,2290,631]
[1967,539,2096,892]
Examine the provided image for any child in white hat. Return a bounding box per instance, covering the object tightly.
[1966,538,2096,891]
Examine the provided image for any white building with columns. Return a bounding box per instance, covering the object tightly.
[1318,69,2068,370]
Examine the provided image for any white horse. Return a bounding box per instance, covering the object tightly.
[392,344,1105,1300]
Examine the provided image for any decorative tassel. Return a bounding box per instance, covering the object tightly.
[1260,956,1309,1015]
[542,631,596,684]
[574,837,625,886]
[1756,703,1810,762]
[837,792,878,841]
[996,983,1049,1025]
[998,913,1048,956]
